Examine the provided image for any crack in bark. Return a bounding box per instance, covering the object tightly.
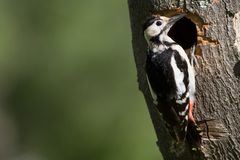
[204,120,210,140]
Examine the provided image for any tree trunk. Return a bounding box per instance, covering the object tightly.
[128,0,240,159]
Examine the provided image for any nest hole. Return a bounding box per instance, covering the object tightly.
[168,16,197,50]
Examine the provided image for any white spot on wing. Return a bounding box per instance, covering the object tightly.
[179,104,189,116]
[170,56,186,98]
[176,92,189,104]
[171,44,196,101]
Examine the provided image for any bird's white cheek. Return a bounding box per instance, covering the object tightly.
[146,26,160,37]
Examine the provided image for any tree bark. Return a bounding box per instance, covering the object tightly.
[128,0,240,159]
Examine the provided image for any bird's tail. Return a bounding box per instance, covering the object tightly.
[187,119,229,150]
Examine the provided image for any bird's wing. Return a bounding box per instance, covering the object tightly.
[146,48,190,141]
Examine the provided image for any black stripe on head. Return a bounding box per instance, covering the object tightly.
[150,40,178,47]
[143,16,160,31]
[150,34,161,45]
[163,41,178,46]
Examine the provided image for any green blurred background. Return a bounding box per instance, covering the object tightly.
[0,0,160,160]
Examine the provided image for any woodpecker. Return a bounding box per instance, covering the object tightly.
[143,14,200,145]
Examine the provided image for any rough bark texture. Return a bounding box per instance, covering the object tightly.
[128,0,240,159]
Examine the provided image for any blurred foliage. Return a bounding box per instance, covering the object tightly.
[0,0,161,160]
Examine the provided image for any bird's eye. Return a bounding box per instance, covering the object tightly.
[156,21,162,26]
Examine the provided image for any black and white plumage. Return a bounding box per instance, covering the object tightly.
[143,15,199,144]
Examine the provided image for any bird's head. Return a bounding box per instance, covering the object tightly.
[143,14,185,44]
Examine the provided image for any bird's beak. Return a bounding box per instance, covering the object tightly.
[164,14,185,32]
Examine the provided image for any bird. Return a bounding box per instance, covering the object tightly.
[143,14,201,148]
